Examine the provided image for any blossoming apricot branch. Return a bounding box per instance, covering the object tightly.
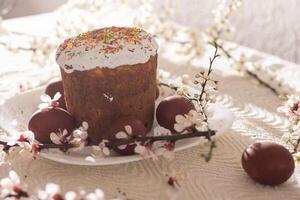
[0,170,121,200]
[213,41,281,96]
[0,171,29,199]
[278,94,300,157]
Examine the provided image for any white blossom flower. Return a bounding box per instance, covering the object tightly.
[50,129,69,144]
[7,131,35,150]
[278,95,300,149]
[85,189,105,200]
[70,121,89,151]
[39,92,62,109]
[73,121,89,140]
[65,191,77,200]
[135,141,174,160]
[134,143,146,155]
[157,69,171,82]
[70,140,86,152]
[0,171,21,198]
[134,143,156,159]
[153,126,172,136]
[115,125,132,150]
[176,86,189,96]
[92,140,110,158]
[38,183,61,200]
[174,115,193,133]
[152,126,175,159]
[278,94,300,121]
[153,142,175,161]
[210,0,242,39]
[174,110,207,132]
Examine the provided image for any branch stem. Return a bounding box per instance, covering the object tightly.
[214,40,279,96]
[0,130,215,151]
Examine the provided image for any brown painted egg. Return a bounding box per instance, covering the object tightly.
[156,95,195,132]
[241,142,295,186]
[28,107,76,144]
[108,117,147,155]
[45,80,66,110]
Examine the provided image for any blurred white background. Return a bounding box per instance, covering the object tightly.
[3,0,66,18]
[2,0,300,64]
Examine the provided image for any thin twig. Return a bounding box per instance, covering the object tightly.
[199,42,219,102]
[195,43,220,161]
[214,40,279,96]
[0,130,215,151]
[158,82,178,90]
[0,41,37,52]
[201,140,216,162]
[246,70,279,95]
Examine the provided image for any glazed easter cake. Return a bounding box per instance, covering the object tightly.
[55,27,158,143]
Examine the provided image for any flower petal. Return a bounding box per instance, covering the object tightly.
[125,125,132,135]
[65,191,77,200]
[102,147,110,156]
[38,103,49,110]
[154,126,171,136]
[82,121,89,130]
[94,189,105,199]
[45,183,60,194]
[62,129,68,136]
[9,171,20,185]
[81,131,88,140]
[53,92,62,101]
[38,190,49,200]
[40,94,51,103]
[50,132,61,144]
[174,124,184,132]
[0,177,13,189]
[134,144,146,155]
[175,115,186,123]
[25,131,35,142]
[115,131,128,139]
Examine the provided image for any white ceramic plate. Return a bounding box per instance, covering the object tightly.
[0,87,203,166]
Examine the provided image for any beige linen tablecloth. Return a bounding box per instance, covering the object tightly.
[1,14,300,200]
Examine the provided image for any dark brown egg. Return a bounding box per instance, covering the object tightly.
[28,108,76,144]
[156,95,195,132]
[108,117,147,156]
[241,142,295,186]
[45,80,66,110]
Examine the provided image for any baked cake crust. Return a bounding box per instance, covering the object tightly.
[61,55,157,142]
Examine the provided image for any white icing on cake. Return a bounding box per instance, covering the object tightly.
[56,27,158,73]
